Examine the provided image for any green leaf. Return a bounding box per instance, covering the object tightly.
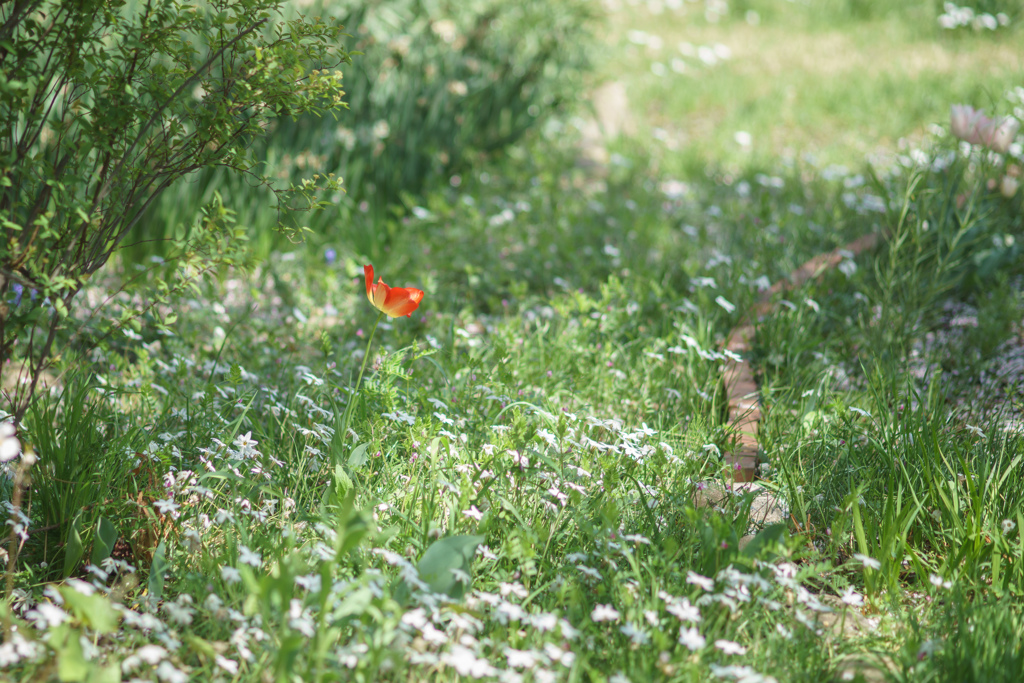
[148,541,167,607]
[63,512,85,578]
[347,442,369,467]
[90,516,118,566]
[58,588,120,634]
[86,662,121,683]
[741,523,788,559]
[333,463,353,498]
[415,535,484,600]
[51,623,89,682]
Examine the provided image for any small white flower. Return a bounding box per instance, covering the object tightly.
[666,597,701,623]
[506,649,536,668]
[620,622,649,645]
[238,545,262,568]
[215,655,239,675]
[234,431,258,449]
[25,603,69,629]
[155,660,187,683]
[853,553,881,570]
[462,505,484,521]
[590,604,620,622]
[221,566,242,584]
[1002,519,1017,534]
[678,626,706,651]
[163,601,194,626]
[929,574,952,590]
[153,499,179,515]
[965,424,985,439]
[715,296,736,314]
[136,644,168,665]
[714,639,747,655]
[686,570,715,591]
[840,587,864,607]
[0,422,21,463]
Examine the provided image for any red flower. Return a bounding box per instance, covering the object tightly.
[364,264,424,318]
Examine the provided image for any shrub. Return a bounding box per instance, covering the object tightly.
[0,0,351,420]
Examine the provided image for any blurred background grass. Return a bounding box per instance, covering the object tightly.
[125,0,1023,265]
[130,0,596,262]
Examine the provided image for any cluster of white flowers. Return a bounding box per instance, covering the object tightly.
[938,3,1010,30]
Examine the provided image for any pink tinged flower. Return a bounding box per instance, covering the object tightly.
[462,505,484,521]
[686,570,715,591]
[984,117,1020,154]
[0,422,21,463]
[950,104,987,145]
[949,104,972,140]
[1001,174,1020,198]
[215,656,239,675]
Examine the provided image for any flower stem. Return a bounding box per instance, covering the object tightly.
[340,310,385,448]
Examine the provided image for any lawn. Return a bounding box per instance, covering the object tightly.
[2,1,1024,682]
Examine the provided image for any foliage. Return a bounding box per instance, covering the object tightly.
[0,0,351,419]
[135,0,597,260]
[4,1,1024,680]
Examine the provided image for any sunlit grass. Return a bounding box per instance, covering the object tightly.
[3,1,1024,681]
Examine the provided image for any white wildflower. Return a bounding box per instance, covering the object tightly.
[238,545,262,568]
[678,626,706,651]
[590,604,620,622]
[714,639,747,655]
[686,570,715,591]
[840,587,864,607]
[853,553,881,570]
[221,566,242,584]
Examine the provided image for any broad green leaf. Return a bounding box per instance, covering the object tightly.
[51,623,88,682]
[58,588,119,634]
[347,442,369,467]
[86,662,121,683]
[148,541,167,607]
[415,534,484,600]
[334,463,353,498]
[63,512,84,578]
[90,516,118,566]
[741,524,788,559]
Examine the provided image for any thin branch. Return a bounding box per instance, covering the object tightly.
[102,17,269,207]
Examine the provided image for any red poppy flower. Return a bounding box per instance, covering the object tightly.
[364,264,424,318]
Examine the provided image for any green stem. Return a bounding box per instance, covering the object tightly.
[340,310,385,447]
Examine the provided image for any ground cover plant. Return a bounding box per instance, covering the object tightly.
[2,1,1024,682]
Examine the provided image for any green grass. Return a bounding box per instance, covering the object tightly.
[3,1,1024,681]
[599,0,1024,173]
